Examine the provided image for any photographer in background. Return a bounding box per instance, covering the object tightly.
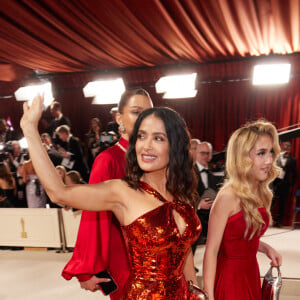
[0,118,20,144]
[85,117,102,169]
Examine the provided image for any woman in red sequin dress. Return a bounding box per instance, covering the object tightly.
[62,89,153,300]
[21,96,203,299]
[203,120,282,300]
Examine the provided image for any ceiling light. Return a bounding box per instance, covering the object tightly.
[155,73,197,99]
[14,82,54,108]
[163,90,197,99]
[253,64,291,85]
[83,78,125,104]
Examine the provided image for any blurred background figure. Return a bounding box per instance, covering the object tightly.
[85,117,102,169]
[65,170,86,185]
[64,170,85,211]
[0,118,20,143]
[46,101,72,148]
[41,133,63,166]
[106,106,119,135]
[22,158,47,208]
[0,162,17,207]
[41,132,54,148]
[194,141,223,245]
[56,165,67,184]
[55,125,89,182]
[190,138,201,164]
[272,141,298,227]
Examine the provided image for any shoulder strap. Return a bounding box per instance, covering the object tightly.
[138,181,168,203]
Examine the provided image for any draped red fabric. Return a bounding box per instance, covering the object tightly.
[0,1,299,224]
[0,0,300,75]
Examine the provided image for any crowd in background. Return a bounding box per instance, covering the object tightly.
[0,102,119,209]
[0,98,297,231]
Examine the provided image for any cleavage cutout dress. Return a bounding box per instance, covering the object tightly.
[121,181,202,299]
[214,207,269,300]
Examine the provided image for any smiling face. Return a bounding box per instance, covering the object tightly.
[249,134,274,184]
[135,114,170,175]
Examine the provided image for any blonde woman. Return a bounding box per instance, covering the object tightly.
[203,120,282,300]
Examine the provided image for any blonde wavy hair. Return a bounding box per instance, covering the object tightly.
[223,120,280,239]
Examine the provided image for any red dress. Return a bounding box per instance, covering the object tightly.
[121,182,202,299]
[214,207,269,300]
[62,137,130,300]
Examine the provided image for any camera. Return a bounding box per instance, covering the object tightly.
[0,142,14,162]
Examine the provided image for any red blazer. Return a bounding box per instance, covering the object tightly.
[62,137,129,299]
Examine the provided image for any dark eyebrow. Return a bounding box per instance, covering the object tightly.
[153,132,167,137]
[138,129,167,137]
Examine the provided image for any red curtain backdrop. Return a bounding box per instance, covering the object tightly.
[0,1,299,225]
[0,0,300,76]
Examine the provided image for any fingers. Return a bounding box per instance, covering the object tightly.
[270,254,282,267]
[23,101,29,112]
[96,278,111,283]
[80,284,101,292]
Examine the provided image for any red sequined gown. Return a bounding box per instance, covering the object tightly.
[121,181,202,299]
[214,207,269,300]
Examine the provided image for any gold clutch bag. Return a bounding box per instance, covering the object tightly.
[187,280,208,300]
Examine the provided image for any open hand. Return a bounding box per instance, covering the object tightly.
[20,93,44,132]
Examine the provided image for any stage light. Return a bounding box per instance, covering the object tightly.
[83,78,125,104]
[14,82,54,107]
[155,73,197,99]
[253,64,291,85]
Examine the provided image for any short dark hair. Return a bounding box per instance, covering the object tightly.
[118,88,151,114]
[55,125,70,134]
[125,107,198,205]
[50,101,61,111]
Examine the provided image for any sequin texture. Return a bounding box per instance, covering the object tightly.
[121,181,202,299]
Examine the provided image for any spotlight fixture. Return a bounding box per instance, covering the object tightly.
[14,82,54,108]
[83,78,125,104]
[155,73,197,99]
[252,64,291,85]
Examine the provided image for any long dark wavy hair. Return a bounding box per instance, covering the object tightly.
[124,107,199,206]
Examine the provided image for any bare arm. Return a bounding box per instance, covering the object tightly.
[183,247,198,284]
[202,189,237,300]
[20,94,122,212]
[258,240,282,267]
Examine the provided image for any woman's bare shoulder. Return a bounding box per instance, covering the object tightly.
[212,185,240,216]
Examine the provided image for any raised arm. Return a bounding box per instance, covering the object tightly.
[20,94,120,212]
